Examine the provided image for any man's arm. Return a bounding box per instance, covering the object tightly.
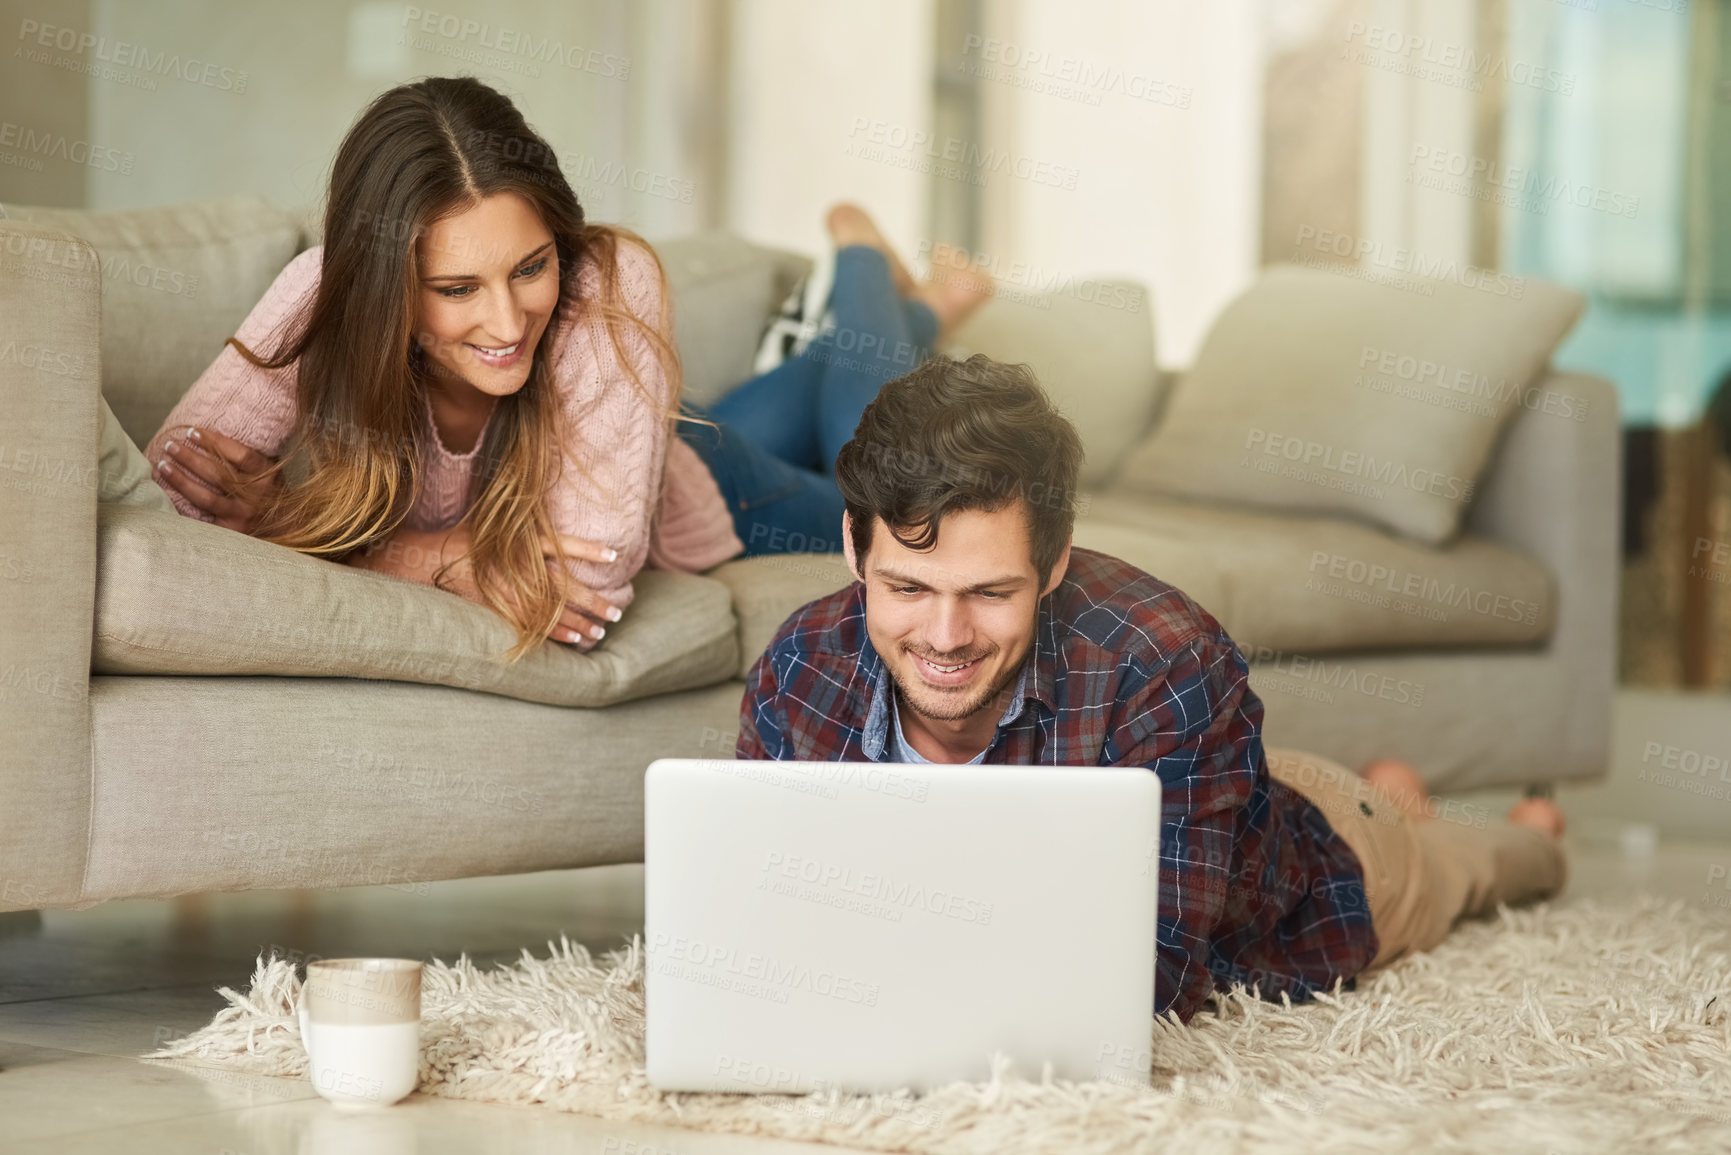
[736,647,788,760]
[1102,634,1264,1023]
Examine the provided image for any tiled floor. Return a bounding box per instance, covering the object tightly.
[3,690,1729,1154]
[0,864,861,1155]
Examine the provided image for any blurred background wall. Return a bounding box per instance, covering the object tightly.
[2,0,1727,685]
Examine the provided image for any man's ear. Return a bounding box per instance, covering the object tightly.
[1040,536,1072,598]
[841,511,860,577]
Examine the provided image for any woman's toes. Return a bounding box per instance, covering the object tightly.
[825,203,917,295]
[916,244,995,336]
[826,203,884,248]
[1507,798,1566,840]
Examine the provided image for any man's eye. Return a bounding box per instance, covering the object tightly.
[978,591,1002,600]
[895,586,923,595]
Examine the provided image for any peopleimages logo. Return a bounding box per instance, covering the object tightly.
[648,932,881,1007]
[1243,427,1476,503]
[1343,22,1575,94]
[1306,551,1542,627]
[758,851,994,925]
[1357,345,1590,422]
[958,34,1193,110]
[1293,225,1526,299]
[0,122,133,175]
[1408,144,1640,219]
[399,7,629,78]
[16,19,249,92]
[845,118,1080,191]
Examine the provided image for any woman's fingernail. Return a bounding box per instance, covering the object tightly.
[157,460,172,473]
[164,440,177,454]
[603,548,618,562]
[188,428,202,441]
[590,626,606,640]
[605,607,622,622]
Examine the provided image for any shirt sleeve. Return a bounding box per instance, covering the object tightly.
[736,645,788,761]
[1105,632,1375,1023]
[542,237,675,611]
[143,247,322,523]
[1101,634,1266,1023]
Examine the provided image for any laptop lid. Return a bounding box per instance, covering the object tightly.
[645,757,1160,1094]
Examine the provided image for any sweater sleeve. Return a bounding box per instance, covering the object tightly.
[542,237,680,610]
[144,246,322,523]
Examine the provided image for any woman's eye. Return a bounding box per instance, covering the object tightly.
[438,259,543,299]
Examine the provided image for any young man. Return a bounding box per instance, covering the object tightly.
[736,354,1568,1024]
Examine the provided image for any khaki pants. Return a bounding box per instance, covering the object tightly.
[1266,747,1568,970]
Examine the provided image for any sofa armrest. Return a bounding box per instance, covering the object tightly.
[0,220,102,911]
[1465,370,1620,781]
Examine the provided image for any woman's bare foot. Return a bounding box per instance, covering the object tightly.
[1507,797,1565,840]
[825,203,917,296]
[914,242,995,340]
[1360,758,1433,823]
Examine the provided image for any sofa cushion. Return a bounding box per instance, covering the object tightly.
[1074,493,1554,653]
[710,495,1554,677]
[658,232,812,408]
[6,196,304,450]
[1111,264,1584,544]
[948,273,1159,489]
[83,675,747,901]
[93,505,740,707]
[97,397,175,512]
[708,552,858,679]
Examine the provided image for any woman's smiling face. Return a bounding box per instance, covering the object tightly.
[413,191,561,398]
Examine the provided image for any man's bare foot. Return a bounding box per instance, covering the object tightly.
[914,243,995,340]
[825,203,917,296]
[1360,758,1433,823]
[1507,797,1565,840]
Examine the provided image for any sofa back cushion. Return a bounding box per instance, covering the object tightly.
[93,505,740,708]
[657,232,813,408]
[1110,265,1584,544]
[947,275,1160,489]
[5,197,304,451]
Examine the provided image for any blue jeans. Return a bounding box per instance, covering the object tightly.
[679,245,938,556]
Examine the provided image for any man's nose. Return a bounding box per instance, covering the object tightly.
[925,598,973,654]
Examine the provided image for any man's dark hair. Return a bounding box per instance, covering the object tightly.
[834,353,1084,584]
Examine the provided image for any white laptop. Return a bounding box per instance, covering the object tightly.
[644,757,1160,1094]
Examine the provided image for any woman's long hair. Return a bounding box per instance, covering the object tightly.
[225,76,678,659]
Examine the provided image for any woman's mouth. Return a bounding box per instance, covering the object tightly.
[466,339,524,369]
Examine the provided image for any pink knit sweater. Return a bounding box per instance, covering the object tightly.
[146,239,744,611]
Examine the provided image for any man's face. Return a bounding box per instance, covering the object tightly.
[853,504,1068,725]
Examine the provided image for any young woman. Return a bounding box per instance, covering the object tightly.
[149,75,990,658]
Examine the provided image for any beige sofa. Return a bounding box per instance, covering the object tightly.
[0,197,1618,913]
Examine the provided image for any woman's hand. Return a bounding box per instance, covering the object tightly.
[155,427,282,535]
[537,532,625,649]
[345,525,623,652]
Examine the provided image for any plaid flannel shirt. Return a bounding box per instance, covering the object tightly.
[737,547,1378,1024]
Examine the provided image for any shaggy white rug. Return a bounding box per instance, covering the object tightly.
[148,896,1731,1154]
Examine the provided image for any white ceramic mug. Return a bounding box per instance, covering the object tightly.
[296,958,422,1109]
